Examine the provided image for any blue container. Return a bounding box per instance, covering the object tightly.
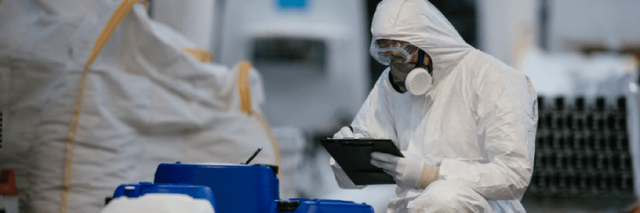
[112,182,216,209]
[154,163,279,213]
[267,198,374,213]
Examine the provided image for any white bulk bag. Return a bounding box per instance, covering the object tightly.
[0,0,279,212]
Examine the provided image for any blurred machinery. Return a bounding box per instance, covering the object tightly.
[544,0,640,55]
[529,96,633,197]
[216,0,368,134]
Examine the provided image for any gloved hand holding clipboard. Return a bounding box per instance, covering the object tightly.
[321,138,404,185]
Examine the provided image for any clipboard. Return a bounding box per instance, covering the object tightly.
[321,138,404,185]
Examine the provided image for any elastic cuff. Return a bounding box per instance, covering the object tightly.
[416,163,439,189]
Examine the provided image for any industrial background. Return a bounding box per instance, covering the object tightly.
[1,0,639,212]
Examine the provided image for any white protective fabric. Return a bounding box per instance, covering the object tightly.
[387,180,493,213]
[100,194,215,213]
[331,0,538,212]
[0,1,276,212]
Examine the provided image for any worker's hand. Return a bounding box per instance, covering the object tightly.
[370,151,439,190]
[332,126,365,139]
[333,126,353,139]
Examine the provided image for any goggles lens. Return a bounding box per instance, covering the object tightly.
[369,39,419,65]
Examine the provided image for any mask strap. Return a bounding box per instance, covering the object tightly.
[417,50,424,67]
[417,49,432,75]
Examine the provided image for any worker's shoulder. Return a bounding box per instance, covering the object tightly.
[462,49,523,77]
[457,50,532,94]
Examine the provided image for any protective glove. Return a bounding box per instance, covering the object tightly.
[330,126,366,189]
[370,151,439,190]
[332,126,364,139]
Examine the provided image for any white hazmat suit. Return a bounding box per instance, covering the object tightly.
[331,0,538,212]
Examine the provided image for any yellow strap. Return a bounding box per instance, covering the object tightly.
[237,61,253,115]
[236,61,281,171]
[181,47,213,63]
[60,0,144,212]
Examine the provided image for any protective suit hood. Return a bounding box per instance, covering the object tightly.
[371,0,473,85]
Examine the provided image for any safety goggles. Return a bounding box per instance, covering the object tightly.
[369,38,420,65]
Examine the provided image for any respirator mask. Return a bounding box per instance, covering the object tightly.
[370,39,433,96]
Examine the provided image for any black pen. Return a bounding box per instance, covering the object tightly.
[244,147,263,164]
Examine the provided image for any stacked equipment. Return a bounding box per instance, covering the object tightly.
[528,96,633,197]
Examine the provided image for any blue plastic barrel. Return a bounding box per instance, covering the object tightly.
[154,163,279,213]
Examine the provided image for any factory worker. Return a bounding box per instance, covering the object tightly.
[330,0,538,212]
